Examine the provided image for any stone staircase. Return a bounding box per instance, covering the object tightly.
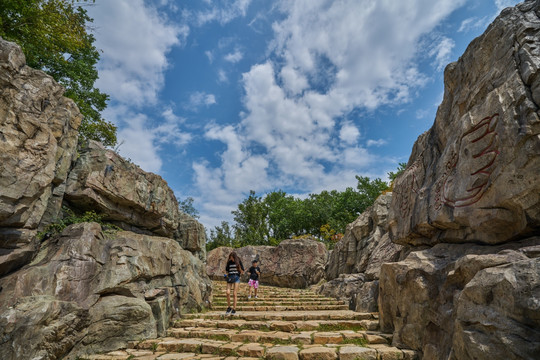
[83,281,419,360]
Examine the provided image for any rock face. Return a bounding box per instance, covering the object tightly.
[0,223,211,359]
[319,194,406,312]
[0,38,211,359]
[64,140,206,260]
[379,2,540,359]
[206,238,328,288]
[0,36,81,276]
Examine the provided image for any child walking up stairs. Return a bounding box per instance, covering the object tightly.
[83,281,419,359]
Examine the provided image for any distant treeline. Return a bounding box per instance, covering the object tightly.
[207,164,406,250]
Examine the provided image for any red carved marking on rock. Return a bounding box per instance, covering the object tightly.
[441,114,499,208]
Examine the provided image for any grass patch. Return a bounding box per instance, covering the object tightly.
[317,324,366,332]
[341,337,368,346]
[38,207,121,240]
[151,342,159,353]
[271,338,293,346]
[210,334,231,342]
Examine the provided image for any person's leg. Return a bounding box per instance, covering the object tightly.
[248,280,253,298]
[233,281,239,309]
[226,282,232,308]
[254,281,258,297]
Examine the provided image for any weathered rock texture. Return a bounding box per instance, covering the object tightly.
[0,36,81,276]
[206,238,328,288]
[64,140,206,260]
[379,2,540,359]
[0,38,211,359]
[319,194,406,312]
[0,223,211,359]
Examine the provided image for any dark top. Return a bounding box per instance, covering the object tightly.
[248,266,261,280]
[225,260,244,276]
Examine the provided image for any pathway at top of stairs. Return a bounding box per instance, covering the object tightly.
[82,281,419,360]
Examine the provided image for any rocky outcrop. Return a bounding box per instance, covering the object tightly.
[0,223,211,359]
[0,36,81,276]
[319,194,406,312]
[0,37,211,359]
[206,238,328,288]
[379,2,540,359]
[64,140,206,260]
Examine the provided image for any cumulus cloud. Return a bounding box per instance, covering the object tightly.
[185,91,217,111]
[103,105,192,173]
[89,0,185,106]
[429,36,455,71]
[191,0,252,26]
[366,139,387,147]
[193,0,468,228]
[224,49,244,63]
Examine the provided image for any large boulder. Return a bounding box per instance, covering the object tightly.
[0,37,81,275]
[64,141,205,258]
[0,222,212,359]
[389,2,540,246]
[379,239,540,360]
[379,2,540,358]
[206,238,328,288]
[319,194,406,311]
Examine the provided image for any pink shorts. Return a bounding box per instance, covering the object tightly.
[248,279,259,288]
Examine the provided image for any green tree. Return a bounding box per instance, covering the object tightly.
[0,0,117,146]
[232,190,270,246]
[179,197,199,219]
[207,221,236,251]
[388,162,407,182]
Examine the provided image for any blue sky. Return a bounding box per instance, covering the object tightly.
[87,0,520,230]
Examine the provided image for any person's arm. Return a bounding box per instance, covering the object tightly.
[224,262,229,276]
[256,266,261,275]
[240,261,244,274]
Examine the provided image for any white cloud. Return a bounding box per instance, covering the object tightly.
[366,139,387,147]
[494,0,517,12]
[193,0,468,229]
[103,105,192,173]
[218,69,228,83]
[458,16,489,32]
[339,122,360,145]
[192,0,252,26]
[429,36,455,71]
[90,0,185,106]
[185,91,217,111]
[205,50,214,63]
[224,49,244,63]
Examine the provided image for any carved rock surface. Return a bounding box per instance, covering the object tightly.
[389,1,540,246]
[377,2,540,358]
[320,194,406,311]
[0,37,81,275]
[206,238,328,288]
[0,223,212,359]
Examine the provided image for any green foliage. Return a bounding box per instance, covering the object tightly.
[206,221,236,251]
[207,168,400,249]
[179,196,200,219]
[388,162,407,183]
[0,0,117,146]
[38,207,120,239]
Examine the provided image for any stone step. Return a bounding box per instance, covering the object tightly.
[212,300,346,306]
[176,319,379,332]
[211,304,350,311]
[213,291,325,298]
[181,311,377,322]
[213,294,346,305]
[166,327,391,345]
[115,337,419,360]
[174,319,380,332]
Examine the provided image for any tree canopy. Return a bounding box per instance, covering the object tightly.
[0,0,117,146]
[206,174,393,251]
